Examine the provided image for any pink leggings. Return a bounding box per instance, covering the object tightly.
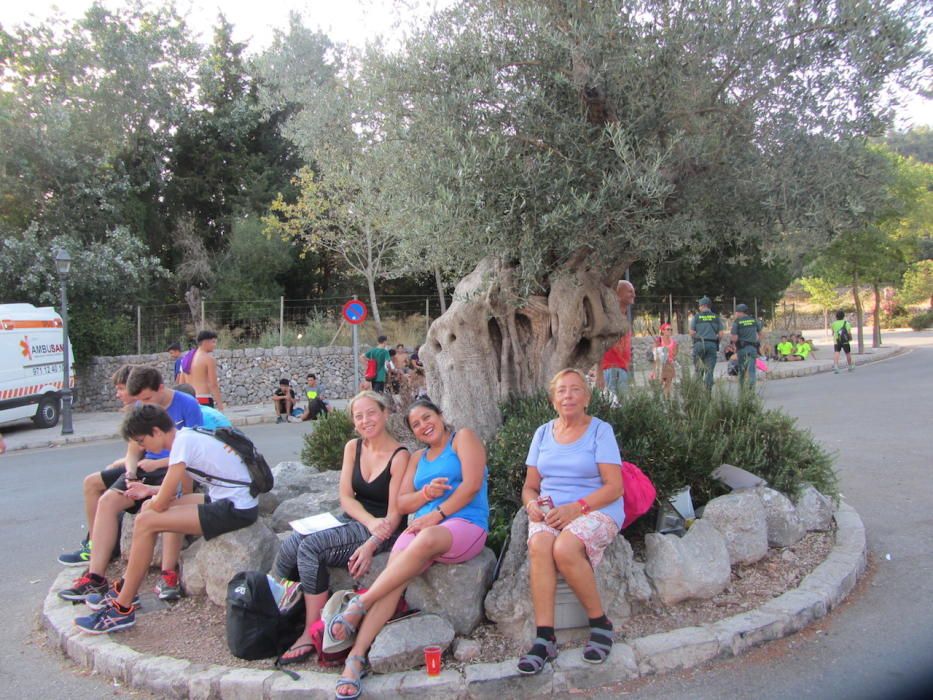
[391,518,487,570]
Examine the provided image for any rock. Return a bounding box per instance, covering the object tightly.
[268,471,342,532]
[702,491,768,565]
[181,520,278,605]
[406,548,497,636]
[179,538,205,596]
[368,613,455,673]
[756,487,805,547]
[485,509,638,641]
[795,485,834,531]
[258,461,320,515]
[327,552,390,593]
[119,513,163,568]
[645,519,731,605]
[453,637,482,663]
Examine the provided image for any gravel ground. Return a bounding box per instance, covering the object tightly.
[117,529,834,672]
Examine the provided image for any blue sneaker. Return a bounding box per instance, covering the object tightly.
[85,579,140,611]
[58,540,92,567]
[74,600,136,634]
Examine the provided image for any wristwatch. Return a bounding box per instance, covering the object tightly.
[435,505,447,520]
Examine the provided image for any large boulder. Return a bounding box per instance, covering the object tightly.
[795,485,834,531]
[756,487,806,547]
[406,548,497,636]
[258,461,320,515]
[702,491,768,565]
[119,513,164,568]
[328,552,391,592]
[268,469,342,532]
[180,520,278,605]
[644,519,731,605]
[368,613,455,674]
[485,509,643,642]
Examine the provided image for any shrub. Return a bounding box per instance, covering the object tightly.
[908,309,933,331]
[301,409,355,471]
[485,373,837,550]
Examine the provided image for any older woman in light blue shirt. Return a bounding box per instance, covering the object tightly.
[518,368,624,675]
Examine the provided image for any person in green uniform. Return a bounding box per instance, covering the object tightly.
[730,304,762,389]
[689,296,723,390]
[363,336,391,393]
[776,336,794,361]
[830,310,854,373]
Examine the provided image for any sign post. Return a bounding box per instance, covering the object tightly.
[342,298,368,391]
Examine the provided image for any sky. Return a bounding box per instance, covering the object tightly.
[0,0,930,128]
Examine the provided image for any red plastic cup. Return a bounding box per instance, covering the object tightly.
[424,645,442,675]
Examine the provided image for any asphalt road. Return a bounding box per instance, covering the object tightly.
[3,342,932,699]
[593,341,933,700]
[0,422,312,700]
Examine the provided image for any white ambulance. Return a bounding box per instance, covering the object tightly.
[0,303,74,429]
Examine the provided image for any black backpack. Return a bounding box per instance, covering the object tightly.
[226,571,305,660]
[837,323,851,344]
[190,427,274,496]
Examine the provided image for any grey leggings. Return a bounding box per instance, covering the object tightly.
[273,520,394,595]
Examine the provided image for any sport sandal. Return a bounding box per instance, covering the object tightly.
[582,625,614,664]
[327,594,367,643]
[517,637,558,675]
[335,654,368,699]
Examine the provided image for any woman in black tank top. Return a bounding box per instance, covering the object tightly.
[271,391,408,666]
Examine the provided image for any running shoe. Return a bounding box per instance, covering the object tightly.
[58,539,91,567]
[58,572,109,602]
[155,569,182,601]
[85,579,141,611]
[74,600,136,634]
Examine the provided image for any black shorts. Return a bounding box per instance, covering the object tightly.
[99,465,126,489]
[198,498,258,540]
[834,342,851,353]
[110,467,169,515]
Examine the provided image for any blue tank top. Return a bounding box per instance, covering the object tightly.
[413,433,489,531]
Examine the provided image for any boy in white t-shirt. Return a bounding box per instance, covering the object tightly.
[74,405,259,634]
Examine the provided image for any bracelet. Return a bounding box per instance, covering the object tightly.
[525,499,536,511]
[577,498,591,515]
[435,505,447,520]
[421,484,431,501]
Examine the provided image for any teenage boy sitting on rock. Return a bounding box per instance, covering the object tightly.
[58,367,203,604]
[74,404,259,634]
[58,364,138,567]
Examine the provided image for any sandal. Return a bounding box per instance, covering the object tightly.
[275,642,314,667]
[328,595,367,643]
[335,654,368,699]
[517,637,558,675]
[582,625,614,664]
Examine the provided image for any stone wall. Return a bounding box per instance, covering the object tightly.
[74,346,358,411]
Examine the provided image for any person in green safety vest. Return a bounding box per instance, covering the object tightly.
[730,304,762,389]
[689,296,723,390]
[830,310,855,374]
[776,336,794,361]
[300,373,330,421]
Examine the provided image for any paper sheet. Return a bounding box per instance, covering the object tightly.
[289,512,343,535]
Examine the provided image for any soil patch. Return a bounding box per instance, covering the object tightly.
[116,530,833,671]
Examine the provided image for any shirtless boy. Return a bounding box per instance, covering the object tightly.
[189,330,224,410]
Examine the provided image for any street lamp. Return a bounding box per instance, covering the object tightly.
[54,248,74,435]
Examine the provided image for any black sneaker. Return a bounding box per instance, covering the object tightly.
[58,539,92,567]
[155,570,182,601]
[58,572,109,602]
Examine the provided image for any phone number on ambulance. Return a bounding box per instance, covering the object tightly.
[31,363,63,376]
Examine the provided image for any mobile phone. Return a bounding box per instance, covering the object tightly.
[536,495,554,513]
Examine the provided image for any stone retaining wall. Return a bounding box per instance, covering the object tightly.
[74,346,358,411]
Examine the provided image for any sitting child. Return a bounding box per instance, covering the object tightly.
[74,404,259,634]
[776,336,794,361]
[273,378,297,423]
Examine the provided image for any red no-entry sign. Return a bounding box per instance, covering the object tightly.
[342,299,368,325]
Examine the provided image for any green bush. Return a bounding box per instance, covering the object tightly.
[908,309,933,331]
[485,373,838,550]
[301,409,355,471]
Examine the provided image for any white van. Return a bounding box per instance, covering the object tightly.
[0,303,74,429]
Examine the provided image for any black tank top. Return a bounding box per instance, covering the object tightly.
[350,438,407,520]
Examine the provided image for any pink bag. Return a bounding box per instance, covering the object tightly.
[621,461,656,530]
[755,358,769,372]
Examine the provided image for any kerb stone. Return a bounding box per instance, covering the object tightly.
[130,655,192,698]
[267,671,334,699]
[552,644,638,692]
[185,665,231,700]
[633,626,720,675]
[708,609,789,656]
[65,632,110,668]
[464,659,553,697]
[363,670,466,699]
[92,642,145,684]
[758,589,827,634]
[217,668,278,700]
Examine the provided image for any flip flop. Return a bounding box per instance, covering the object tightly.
[276,642,314,667]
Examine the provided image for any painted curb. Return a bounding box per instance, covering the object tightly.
[42,502,867,698]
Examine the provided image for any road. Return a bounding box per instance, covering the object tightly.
[0,422,312,700]
[3,337,932,699]
[595,337,933,700]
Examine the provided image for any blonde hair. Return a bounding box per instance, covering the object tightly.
[547,368,592,402]
[348,390,390,416]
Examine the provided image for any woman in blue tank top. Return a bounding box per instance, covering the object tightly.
[328,399,489,699]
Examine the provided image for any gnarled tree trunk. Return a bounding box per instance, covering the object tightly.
[420,256,627,440]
